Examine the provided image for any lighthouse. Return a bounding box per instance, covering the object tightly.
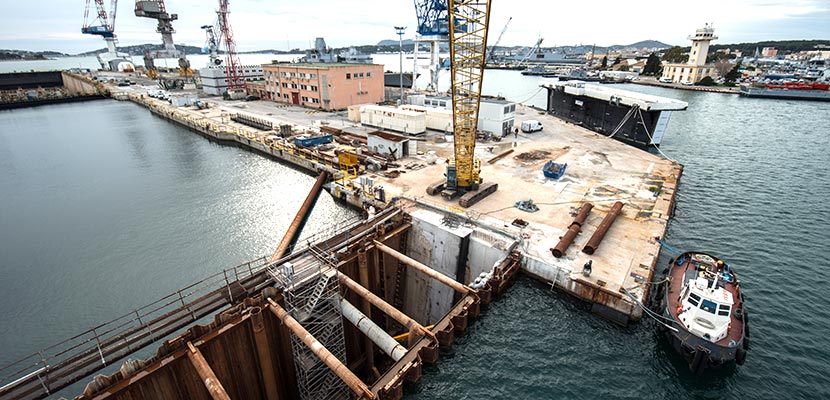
[661,24,719,84]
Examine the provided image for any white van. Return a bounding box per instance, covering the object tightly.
[521,120,543,133]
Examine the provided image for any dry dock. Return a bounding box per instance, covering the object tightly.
[0,76,683,399]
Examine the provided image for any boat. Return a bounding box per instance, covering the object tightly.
[554,68,601,82]
[542,161,567,179]
[739,82,830,102]
[521,66,553,76]
[654,251,749,373]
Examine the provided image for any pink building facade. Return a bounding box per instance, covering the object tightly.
[261,63,384,110]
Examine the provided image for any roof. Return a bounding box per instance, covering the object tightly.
[368,130,409,142]
[263,62,382,69]
[543,81,688,111]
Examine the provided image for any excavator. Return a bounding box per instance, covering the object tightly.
[426,0,498,208]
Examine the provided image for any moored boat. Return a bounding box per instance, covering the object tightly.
[655,251,749,373]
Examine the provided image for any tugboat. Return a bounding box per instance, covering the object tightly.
[656,251,749,373]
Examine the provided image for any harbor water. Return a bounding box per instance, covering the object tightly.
[1,66,829,399]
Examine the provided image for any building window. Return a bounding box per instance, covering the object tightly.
[366,72,371,77]
[346,73,351,79]
[311,73,317,79]
[310,85,318,92]
[291,83,298,89]
[282,82,288,88]
[359,73,364,78]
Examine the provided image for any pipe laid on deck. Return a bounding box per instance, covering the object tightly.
[266,298,374,399]
[373,240,474,294]
[336,272,433,341]
[338,297,407,361]
[551,203,593,258]
[186,342,231,400]
[269,170,330,263]
[582,201,624,255]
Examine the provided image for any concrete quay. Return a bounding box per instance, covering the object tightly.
[114,83,682,324]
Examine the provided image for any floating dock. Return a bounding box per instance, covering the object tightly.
[0,76,683,399]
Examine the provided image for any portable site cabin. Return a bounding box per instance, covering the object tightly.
[400,104,453,133]
[367,131,410,159]
[359,105,426,135]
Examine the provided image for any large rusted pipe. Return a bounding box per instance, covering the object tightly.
[373,240,474,295]
[582,201,624,255]
[269,170,330,263]
[250,307,280,400]
[266,298,374,399]
[551,203,593,258]
[336,272,434,341]
[186,342,231,400]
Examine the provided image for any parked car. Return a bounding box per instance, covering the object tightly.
[681,80,693,86]
[659,77,672,83]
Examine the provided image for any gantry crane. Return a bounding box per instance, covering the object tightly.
[412,0,449,90]
[426,0,498,207]
[82,0,134,71]
[134,0,191,79]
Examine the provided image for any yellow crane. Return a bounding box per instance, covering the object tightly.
[427,0,498,207]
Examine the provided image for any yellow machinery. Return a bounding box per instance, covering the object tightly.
[426,0,498,207]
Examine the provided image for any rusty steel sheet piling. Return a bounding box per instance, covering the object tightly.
[266,298,374,399]
[250,306,280,400]
[185,342,231,400]
[337,272,435,344]
[551,203,593,258]
[269,170,330,263]
[582,201,624,255]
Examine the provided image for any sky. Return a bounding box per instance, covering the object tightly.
[1,0,828,54]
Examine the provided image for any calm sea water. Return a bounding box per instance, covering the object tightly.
[1,70,829,399]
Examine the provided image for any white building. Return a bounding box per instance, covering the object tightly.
[199,65,264,96]
[661,24,719,84]
[408,95,516,137]
[367,131,410,159]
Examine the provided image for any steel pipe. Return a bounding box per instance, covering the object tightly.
[373,240,473,294]
[338,298,407,361]
[582,201,624,255]
[185,342,231,400]
[336,272,433,341]
[269,170,330,263]
[551,203,593,258]
[266,298,374,399]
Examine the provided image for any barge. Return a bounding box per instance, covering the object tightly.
[543,81,688,148]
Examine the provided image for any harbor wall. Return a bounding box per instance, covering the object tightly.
[0,71,108,109]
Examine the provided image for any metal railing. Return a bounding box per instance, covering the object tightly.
[0,211,379,400]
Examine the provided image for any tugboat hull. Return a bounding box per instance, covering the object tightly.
[655,252,749,373]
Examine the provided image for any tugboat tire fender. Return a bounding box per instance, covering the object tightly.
[736,347,747,365]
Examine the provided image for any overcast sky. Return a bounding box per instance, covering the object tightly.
[2,0,828,53]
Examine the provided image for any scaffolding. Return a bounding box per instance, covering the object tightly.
[270,260,349,400]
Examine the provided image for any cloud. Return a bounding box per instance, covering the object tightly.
[3,0,828,53]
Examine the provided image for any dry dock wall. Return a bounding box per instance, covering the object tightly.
[403,208,514,324]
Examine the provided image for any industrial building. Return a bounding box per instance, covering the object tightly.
[262,63,384,110]
[199,65,264,96]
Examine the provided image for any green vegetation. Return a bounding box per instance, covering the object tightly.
[724,60,742,86]
[709,40,830,55]
[696,76,716,86]
[600,56,608,69]
[662,46,688,63]
[642,53,662,75]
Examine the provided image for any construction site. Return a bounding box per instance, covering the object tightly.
[1,0,685,399]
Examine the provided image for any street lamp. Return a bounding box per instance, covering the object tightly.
[394,26,406,105]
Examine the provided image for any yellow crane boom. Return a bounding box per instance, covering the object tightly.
[426,0,498,207]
